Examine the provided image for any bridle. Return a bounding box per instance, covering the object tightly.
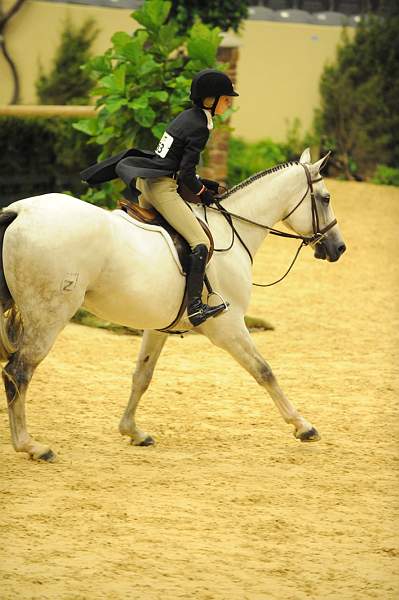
[282,163,337,242]
[204,163,338,287]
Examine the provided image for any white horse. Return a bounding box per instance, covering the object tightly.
[0,149,345,461]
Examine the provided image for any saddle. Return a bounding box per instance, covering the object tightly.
[118,195,214,274]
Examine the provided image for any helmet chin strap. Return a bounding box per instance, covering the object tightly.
[193,96,220,116]
[210,96,220,117]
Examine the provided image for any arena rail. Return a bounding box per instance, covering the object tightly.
[0,105,97,117]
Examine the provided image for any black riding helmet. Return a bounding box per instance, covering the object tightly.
[190,69,239,116]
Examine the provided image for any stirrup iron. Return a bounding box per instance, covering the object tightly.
[206,290,230,313]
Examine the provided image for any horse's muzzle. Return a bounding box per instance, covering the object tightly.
[314,240,346,262]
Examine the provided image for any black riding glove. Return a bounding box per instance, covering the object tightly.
[199,188,216,206]
[200,178,228,196]
[200,178,219,193]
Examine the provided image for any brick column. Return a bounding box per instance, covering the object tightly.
[199,34,240,186]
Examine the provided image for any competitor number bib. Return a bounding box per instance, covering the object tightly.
[155,132,174,158]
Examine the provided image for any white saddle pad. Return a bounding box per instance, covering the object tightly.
[113,208,185,275]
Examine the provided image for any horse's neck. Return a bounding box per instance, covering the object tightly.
[223,165,304,257]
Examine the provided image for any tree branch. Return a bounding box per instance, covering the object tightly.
[0,0,27,104]
[0,37,19,103]
[0,0,27,32]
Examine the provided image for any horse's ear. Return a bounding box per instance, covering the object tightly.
[299,148,311,164]
[313,151,331,173]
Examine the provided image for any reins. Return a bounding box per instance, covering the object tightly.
[203,163,337,287]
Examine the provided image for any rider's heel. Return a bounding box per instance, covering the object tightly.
[187,245,229,327]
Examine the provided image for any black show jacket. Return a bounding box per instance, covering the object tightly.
[81,105,216,195]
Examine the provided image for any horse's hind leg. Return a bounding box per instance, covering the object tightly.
[3,352,55,461]
[3,295,84,461]
[119,329,168,446]
[205,318,320,442]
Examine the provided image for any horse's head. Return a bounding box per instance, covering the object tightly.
[284,148,346,262]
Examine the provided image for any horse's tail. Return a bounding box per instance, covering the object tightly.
[0,210,23,361]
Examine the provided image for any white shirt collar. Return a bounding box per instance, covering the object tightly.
[202,109,214,130]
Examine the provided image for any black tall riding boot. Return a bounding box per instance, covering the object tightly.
[187,244,227,327]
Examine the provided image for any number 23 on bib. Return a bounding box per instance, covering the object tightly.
[155,132,174,158]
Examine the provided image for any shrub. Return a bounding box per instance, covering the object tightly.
[315,12,399,180]
[371,165,399,187]
[73,0,224,207]
[227,138,288,187]
[36,18,98,105]
[227,120,316,187]
[168,0,249,34]
[0,117,99,206]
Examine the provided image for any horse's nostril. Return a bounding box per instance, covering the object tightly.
[338,244,346,255]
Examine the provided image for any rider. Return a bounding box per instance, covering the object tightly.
[115,69,239,327]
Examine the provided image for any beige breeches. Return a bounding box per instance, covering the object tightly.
[136,177,210,251]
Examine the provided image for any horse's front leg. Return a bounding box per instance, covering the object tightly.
[206,319,320,442]
[119,329,168,446]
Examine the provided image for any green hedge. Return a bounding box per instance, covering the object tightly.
[227,137,399,187]
[371,164,399,187]
[0,116,99,207]
[227,138,290,187]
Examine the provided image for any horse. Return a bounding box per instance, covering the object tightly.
[0,148,345,462]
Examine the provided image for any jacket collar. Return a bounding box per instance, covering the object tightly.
[202,109,214,130]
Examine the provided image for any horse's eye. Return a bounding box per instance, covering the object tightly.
[321,194,330,205]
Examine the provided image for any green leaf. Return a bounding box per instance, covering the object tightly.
[105,98,128,114]
[135,106,156,128]
[128,94,149,109]
[96,128,115,145]
[72,118,99,136]
[114,64,126,92]
[187,22,222,67]
[88,56,111,75]
[167,56,184,71]
[111,31,133,51]
[99,75,114,89]
[99,64,126,93]
[151,122,167,139]
[118,40,145,63]
[133,0,171,31]
[157,22,182,54]
[135,30,149,47]
[138,56,160,76]
[91,86,110,96]
[149,91,168,102]
[112,32,148,64]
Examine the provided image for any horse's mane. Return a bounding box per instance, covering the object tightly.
[220,160,299,200]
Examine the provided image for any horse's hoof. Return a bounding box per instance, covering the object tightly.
[37,449,57,462]
[138,435,155,447]
[295,427,321,442]
[131,435,155,447]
